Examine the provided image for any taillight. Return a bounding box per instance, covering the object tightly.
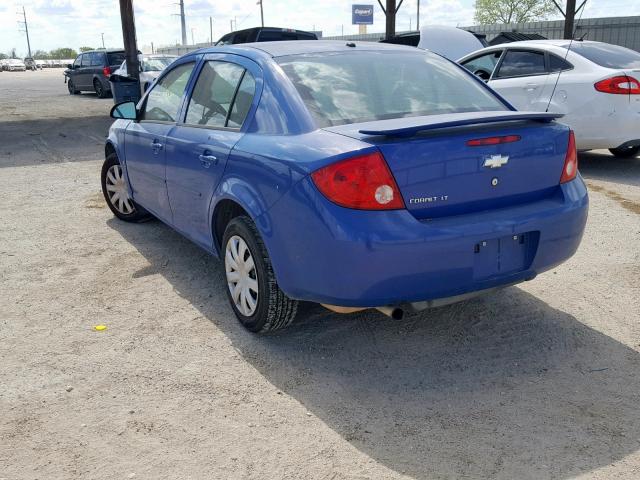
[103,66,112,77]
[594,75,640,94]
[311,151,405,210]
[560,130,578,184]
[466,135,521,147]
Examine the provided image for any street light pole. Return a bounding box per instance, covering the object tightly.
[101,32,105,49]
[259,0,264,27]
[416,0,420,30]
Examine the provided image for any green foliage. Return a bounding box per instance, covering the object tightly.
[0,53,7,60]
[32,49,49,59]
[79,46,95,52]
[474,0,556,24]
[48,48,78,59]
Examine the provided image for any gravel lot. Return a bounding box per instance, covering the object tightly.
[1,69,639,480]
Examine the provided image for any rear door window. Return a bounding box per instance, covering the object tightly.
[565,43,640,69]
[141,62,196,122]
[90,52,104,66]
[496,50,546,78]
[184,61,252,128]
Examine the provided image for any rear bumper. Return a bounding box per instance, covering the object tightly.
[260,176,588,307]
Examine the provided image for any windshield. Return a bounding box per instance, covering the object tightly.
[562,42,640,69]
[278,51,507,127]
[142,57,175,72]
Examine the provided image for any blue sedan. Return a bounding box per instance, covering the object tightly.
[103,41,588,332]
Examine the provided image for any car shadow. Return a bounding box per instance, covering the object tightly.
[578,151,640,187]
[107,217,640,479]
[0,116,110,168]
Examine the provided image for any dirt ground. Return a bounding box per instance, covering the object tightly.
[1,69,639,480]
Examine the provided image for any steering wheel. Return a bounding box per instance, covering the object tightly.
[473,69,491,81]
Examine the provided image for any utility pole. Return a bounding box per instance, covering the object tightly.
[118,0,139,81]
[18,6,32,58]
[416,0,420,30]
[380,0,401,39]
[210,16,213,44]
[101,33,105,49]
[179,0,187,45]
[230,19,233,32]
[151,41,154,54]
[259,0,264,27]
[191,28,195,45]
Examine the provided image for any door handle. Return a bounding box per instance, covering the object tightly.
[524,83,539,91]
[150,140,163,151]
[198,153,218,168]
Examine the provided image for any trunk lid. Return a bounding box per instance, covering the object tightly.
[325,112,569,219]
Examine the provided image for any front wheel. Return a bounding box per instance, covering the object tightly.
[67,79,79,95]
[609,145,640,158]
[222,216,298,333]
[101,153,150,222]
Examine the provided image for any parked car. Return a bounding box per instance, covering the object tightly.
[113,54,177,92]
[5,59,27,71]
[103,41,587,333]
[35,59,47,69]
[381,25,487,60]
[65,49,127,98]
[215,27,317,45]
[24,57,41,70]
[459,40,640,157]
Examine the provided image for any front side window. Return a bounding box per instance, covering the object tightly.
[278,51,507,128]
[80,54,90,67]
[73,55,82,68]
[496,50,546,78]
[185,61,255,128]
[141,62,195,122]
[462,50,503,79]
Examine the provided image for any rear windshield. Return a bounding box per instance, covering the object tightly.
[278,51,507,127]
[562,43,640,69]
[107,52,126,66]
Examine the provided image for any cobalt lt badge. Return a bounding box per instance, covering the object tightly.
[483,154,509,169]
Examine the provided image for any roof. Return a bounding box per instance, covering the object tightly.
[489,32,547,45]
[194,40,417,58]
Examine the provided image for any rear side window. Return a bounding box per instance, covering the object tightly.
[496,50,546,78]
[90,52,105,66]
[278,51,507,127]
[142,62,195,122]
[185,61,254,128]
[107,52,126,66]
[549,54,573,72]
[565,43,640,69]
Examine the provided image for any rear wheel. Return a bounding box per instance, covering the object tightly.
[93,78,107,98]
[101,153,150,222]
[222,216,298,333]
[609,145,640,158]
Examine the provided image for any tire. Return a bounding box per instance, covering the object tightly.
[101,153,150,222]
[222,216,298,333]
[67,79,79,95]
[94,78,107,98]
[609,146,640,158]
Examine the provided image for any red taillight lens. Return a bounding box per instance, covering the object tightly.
[311,151,405,210]
[560,130,578,184]
[103,66,112,77]
[594,75,640,94]
[466,135,521,146]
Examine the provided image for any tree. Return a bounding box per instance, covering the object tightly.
[32,49,49,59]
[79,46,94,52]
[474,0,556,24]
[0,53,7,60]
[49,48,78,59]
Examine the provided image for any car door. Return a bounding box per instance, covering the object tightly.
[165,55,259,247]
[488,49,549,111]
[460,49,504,81]
[124,60,197,221]
[70,54,83,86]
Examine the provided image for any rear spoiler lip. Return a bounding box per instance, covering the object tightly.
[357,112,564,137]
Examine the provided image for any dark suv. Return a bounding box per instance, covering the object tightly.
[65,49,127,98]
[215,27,317,45]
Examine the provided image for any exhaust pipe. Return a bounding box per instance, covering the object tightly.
[375,306,404,320]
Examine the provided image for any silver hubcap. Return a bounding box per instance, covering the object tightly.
[225,235,259,317]
[105,164,134,215]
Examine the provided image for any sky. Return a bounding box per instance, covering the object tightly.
[1,0,639,57]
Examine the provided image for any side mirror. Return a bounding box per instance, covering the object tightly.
[67,64,73,69]
[110,101,138,120]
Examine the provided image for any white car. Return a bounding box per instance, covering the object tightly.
[113,54,177,93]
[5,59,27,71]
[459,40,640,157]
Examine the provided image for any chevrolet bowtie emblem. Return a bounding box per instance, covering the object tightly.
[483,154,509,169]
